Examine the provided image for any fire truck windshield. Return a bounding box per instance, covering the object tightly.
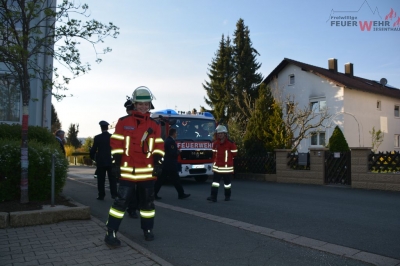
[172,117,216,141]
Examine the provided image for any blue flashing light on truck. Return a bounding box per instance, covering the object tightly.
[151,109,216,182]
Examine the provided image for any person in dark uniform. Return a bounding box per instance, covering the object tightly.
[55,129,65,155]
[154,128,190,200]
[90,121,118,200]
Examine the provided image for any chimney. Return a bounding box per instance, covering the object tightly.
[328,58,337,72]
[344,63,353,76]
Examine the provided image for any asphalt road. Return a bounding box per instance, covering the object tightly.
[64,166,400,266]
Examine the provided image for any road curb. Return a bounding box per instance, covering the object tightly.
[0,212,8,229]
[1,199,90,228]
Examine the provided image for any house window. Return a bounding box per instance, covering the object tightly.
[0,20,22,46]
[310,99,327,112]
[0,75,21,122]
[395,105,399,117]
[377,101,381,111]
[286,102,294,114]
[289,74,295,85]
[395,135,400,148]
[311,132,326,146]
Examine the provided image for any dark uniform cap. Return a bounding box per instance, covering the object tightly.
[99,120,109,126]
[124,99,133,108]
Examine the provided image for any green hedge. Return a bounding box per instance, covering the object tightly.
[0,123,59,145]
[0,124,68,202]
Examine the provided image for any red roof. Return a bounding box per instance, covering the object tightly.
[263,58,400,100]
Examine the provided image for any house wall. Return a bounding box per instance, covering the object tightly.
[29,73,52,130]
[267,63,400,153]
[268,64,343,153]
[343,88,400,152]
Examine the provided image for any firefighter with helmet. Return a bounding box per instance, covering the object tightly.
[104,86,164,246]
[207,125,238,202]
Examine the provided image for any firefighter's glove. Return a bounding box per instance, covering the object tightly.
[153,165,163,177]
[111,154,122,178]
[153,154,163,165]
[111,165,121,178]
[152,154,163,176]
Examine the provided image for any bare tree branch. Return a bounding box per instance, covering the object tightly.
[270,78,331,151]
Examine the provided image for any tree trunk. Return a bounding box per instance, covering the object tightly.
[20,105,29,203]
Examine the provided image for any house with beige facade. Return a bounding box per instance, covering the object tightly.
[263,58,400,153]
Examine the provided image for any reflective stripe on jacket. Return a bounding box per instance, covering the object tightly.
[212,139,238,174]
[110,111,164,182]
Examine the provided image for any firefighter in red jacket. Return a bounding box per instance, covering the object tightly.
[207,125,238,202]
[104,86,164,246]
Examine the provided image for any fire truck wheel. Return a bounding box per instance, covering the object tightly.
[194,175,209,183]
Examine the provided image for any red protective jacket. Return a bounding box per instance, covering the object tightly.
[212,139,238,174]
[110,111,164,182]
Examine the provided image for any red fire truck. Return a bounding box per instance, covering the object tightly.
[151,109,216,182]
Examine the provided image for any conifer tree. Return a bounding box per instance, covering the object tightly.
[51,104,62,134]
[203,34,234,123]
[67,123,81,149]
[267,102,291,150]
[232,18,264,125]
[243,84,287,155]
[203,18,263,126]
[328,126,350,152]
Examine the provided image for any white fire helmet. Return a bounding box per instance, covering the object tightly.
[132,86,155,109]
[215,125,228,133]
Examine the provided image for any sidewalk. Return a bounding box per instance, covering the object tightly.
[0,166,173,266]
[0,216,173,266]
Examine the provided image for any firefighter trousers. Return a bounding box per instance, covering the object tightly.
[106,180,155,231]
[127,184,139,214]
[210,172,232,199]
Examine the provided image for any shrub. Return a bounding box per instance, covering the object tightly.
[227,120,245,156]
[81,137,94,152]
[328,126,350,152]
[65,144,75,157]
[0,123,59,146]
[0,130,68,202]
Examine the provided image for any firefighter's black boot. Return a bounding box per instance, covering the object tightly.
[208,186,218,202]
[207,196,217,202]
[105,228,121,247]
[144,229,154,241]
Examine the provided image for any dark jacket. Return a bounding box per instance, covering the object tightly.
[90,131,113,167]
[55,137,65,155]
[162,136,180,171]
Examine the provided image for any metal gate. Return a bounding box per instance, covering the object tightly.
[324,151,351,185]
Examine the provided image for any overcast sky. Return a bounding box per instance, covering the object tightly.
[52,0,400,138]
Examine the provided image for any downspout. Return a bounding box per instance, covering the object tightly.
[41,0,55,129]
